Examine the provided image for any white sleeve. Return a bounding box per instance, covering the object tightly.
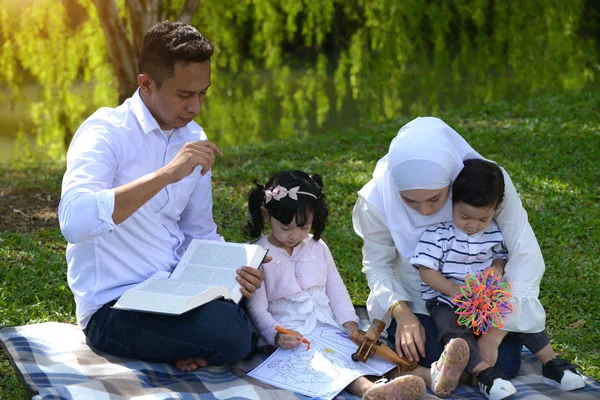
[58,124,119,244]
[495,168,546,333]
[352,196,417,323]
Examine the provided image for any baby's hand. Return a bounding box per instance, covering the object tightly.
[276,330,303,350]
[485,265,505,278]
[450,281,463,300]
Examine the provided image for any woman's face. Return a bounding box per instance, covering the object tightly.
[400,186,450,216]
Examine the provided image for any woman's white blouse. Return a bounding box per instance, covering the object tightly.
[352,169,547,333]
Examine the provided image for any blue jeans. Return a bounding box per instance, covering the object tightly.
[83,299,256,366]
[387,313,522,378]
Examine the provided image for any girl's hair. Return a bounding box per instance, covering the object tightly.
[452,158,505,209]
[244,170,329,240]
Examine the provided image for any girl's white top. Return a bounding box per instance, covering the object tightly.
[353,116,546,333]
[247,235,359,346]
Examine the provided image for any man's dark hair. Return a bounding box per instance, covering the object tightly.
[452,159,505,209]
[138,21,214,87]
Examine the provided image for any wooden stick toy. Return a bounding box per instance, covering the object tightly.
[349,319,417,371]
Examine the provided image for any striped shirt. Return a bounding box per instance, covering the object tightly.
[409,221,508,307]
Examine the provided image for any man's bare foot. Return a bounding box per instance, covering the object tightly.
[175,357,208,372]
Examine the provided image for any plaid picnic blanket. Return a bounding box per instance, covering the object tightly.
[1,318,599,399]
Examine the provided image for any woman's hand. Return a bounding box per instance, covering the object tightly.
[392,303,426,362]
[343,321,359,338]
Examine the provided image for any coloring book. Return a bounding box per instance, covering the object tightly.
[248,324,396,399]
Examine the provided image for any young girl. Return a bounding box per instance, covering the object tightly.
[245,170,427,400]
[412,159,584,400]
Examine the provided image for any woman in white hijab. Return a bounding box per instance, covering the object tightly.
[353,117,547,383]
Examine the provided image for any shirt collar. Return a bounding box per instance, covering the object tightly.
[453,224,485,240]
[129,90,163,135]
[129,90,204,139]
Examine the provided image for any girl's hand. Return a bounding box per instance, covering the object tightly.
[276,330,303,350]
[393,306,426,362]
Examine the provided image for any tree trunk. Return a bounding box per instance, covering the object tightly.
[92,0,138,103]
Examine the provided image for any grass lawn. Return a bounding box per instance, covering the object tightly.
[1,91,599,398]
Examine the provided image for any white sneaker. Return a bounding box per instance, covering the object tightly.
[541,357,585,391]
[477,367,517,400]
[430,338,470,398]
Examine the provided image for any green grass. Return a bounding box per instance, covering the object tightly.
[1,91,599,398]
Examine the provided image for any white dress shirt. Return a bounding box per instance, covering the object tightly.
[58,91,223,328]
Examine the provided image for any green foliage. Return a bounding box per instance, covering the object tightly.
[0,0,117,158]
[0,0,597,159]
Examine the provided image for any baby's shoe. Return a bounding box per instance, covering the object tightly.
[477,366,517,400]
[363,375,426,400]
[430,337,470,397]
[541,357,585,391]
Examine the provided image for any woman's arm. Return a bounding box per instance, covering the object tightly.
[352,196,414,320]
[494,168,546,333]
[353,196,427,361]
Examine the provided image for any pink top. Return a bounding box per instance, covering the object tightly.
[247,235,359,345]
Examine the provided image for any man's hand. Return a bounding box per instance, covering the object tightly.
[392,303,426,362]
[162,141,223,183]
[236,255,271,298]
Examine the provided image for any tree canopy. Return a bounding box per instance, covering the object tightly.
[0,0,597,159]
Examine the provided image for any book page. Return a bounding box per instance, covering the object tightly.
[113,278,226,314]
[133,278,215,296]
[113,240,266,315]
[309,325,397,375]
[174,265,239,291]
[171,240,263,285]
[248,325,395,399]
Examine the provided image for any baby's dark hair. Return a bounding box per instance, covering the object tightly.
[452,159,505,209]
[244,170,329,240]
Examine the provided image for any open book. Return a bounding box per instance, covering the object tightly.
[112,239,268,315]
[248,325,396,400]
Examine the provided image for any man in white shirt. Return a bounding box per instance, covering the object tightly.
[58,21,265,372]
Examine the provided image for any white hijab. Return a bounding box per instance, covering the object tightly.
[359,116,483,257]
